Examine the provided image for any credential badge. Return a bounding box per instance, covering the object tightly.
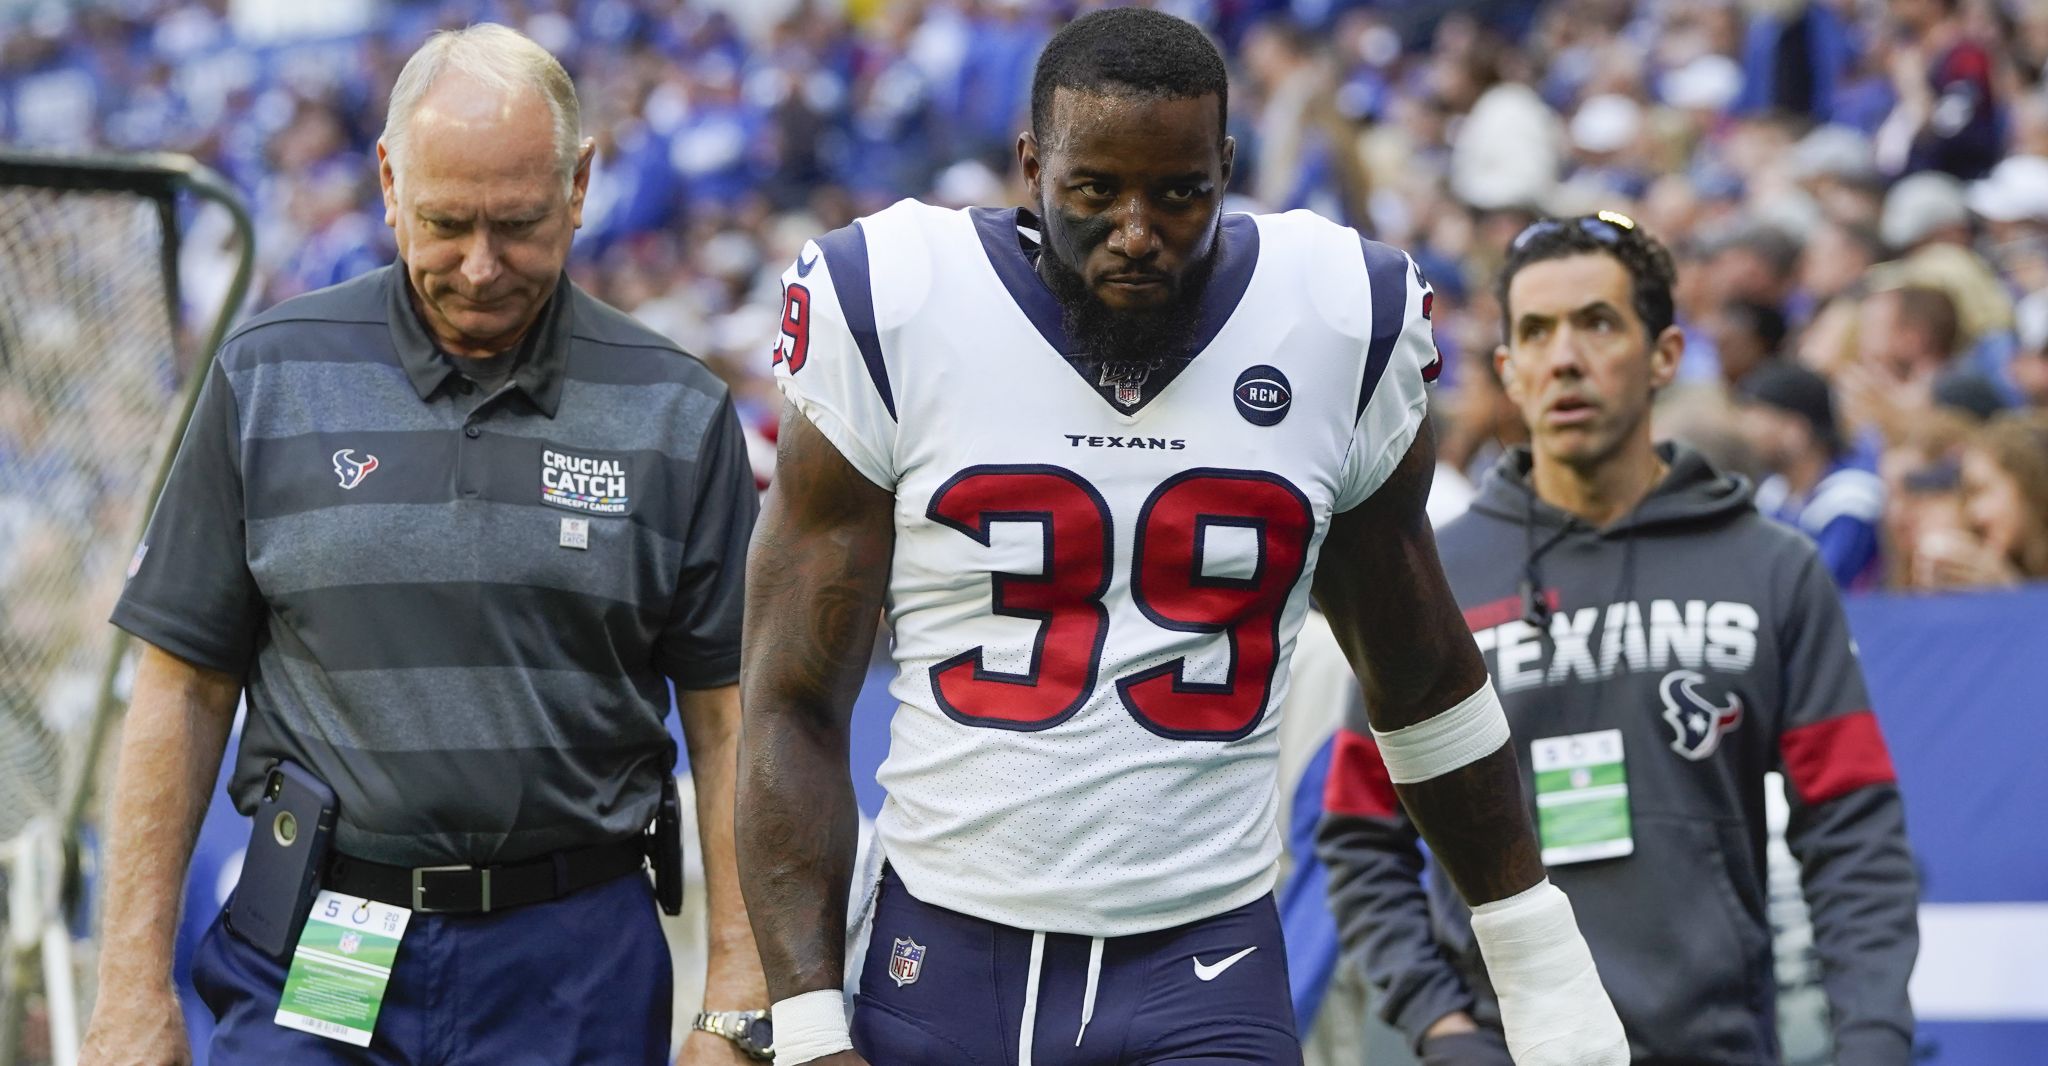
[889,936,926,987]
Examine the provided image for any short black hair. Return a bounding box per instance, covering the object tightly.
[1722,298,1788,353]
[1030,8,1229,146]
[1497,213,1679,342]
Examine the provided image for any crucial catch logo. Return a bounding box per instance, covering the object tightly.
[541,448,631,516]
[1234,365,1292,426]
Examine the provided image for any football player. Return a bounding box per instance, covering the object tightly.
[736,10,1627,1065]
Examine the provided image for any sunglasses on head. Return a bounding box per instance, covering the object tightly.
[1510,210,1639,253]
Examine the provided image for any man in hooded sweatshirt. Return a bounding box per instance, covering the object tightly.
[1314,211,1920,1066]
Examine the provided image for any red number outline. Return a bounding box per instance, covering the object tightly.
[924,465,1113,731]
[1118,469,1315,741]
[776,283,811,372]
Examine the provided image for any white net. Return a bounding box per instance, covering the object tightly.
[0,181,184,845]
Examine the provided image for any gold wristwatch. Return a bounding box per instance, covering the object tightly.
[692,1009,773,1061]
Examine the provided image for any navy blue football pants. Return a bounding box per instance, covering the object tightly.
[853,867,1302,1065]
[192,871,671,1064]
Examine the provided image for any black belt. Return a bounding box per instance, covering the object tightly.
[325,840,647,915]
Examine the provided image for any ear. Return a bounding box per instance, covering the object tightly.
[1019,130,1043,203]
[1219,134,1237,191]
[1649,324,1685,390]
[568,137,596,228]
[1494,343,1523,403]
[377,140,399,228]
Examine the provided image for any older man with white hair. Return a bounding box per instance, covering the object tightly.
[80,24,767,1066]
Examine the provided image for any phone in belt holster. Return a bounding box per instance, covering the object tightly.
[648,760,684,916]
[227,760,336,958]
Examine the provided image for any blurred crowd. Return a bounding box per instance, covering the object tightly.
[5,0,2047,594]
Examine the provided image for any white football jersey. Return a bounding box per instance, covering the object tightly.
[773,199,1436,936]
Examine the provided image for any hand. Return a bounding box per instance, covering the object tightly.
[1888,45,1920,87]
[1424,1010,1481,1040]
[78,986,191,1066]
[1835,360,1923,444]
[1421,1027,1515,1066]
[675,1029,761,1065]
[1913,527,2020,589]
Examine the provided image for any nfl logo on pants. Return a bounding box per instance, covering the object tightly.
[889,937,926,987]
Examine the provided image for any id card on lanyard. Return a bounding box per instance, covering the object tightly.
[1531,729,1634,866]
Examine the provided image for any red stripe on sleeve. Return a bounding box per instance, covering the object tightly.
[1325,728,1401,820]
[1461,588,1562,632]
[1780,710,1898,806]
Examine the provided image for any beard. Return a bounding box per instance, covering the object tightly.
[1037,218,1218,369]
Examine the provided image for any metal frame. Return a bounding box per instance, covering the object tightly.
[0,150,255,1066]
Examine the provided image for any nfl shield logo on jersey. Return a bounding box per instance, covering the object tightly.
[889,936,926,987]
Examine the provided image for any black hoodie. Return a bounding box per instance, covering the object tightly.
[1315,443,1919,1065]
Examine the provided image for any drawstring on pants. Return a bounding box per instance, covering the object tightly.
[1019,932,1045,1066]
[1017,931,1108,1062]
[1075,936,1104,1046]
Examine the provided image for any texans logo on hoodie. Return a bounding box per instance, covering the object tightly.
[1659,669,1744,760]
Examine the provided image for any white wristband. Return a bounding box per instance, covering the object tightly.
[1369,680,1511,784]
[770,989,852,1064]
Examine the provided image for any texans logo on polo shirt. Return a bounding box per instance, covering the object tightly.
[541,447,632,516]
[333,449,379,490]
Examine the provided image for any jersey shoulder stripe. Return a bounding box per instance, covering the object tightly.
[813,220,896,420]
[1357,237,1414,419]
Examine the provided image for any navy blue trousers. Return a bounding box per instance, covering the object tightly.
[853,868,1301,1065]
[192,871,671,1064]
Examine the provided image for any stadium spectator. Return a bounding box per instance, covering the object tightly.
[1871,170,2015,351]
[1787,124,1887,228]
[1915,410,2048,586]
[1966,153,2048,245]
[1318,212,1919,1066]
[2013,290,2048,407]
[1735,0,1857,123]
[1877,408,1977,589]
[1699,222,1803,314]
[1792,218,1884,323]
[1707,297,1789,388]
[79,25,769,1065]
[1841,285,2004,445]
[1739,360,1887,589]
[1876,0,2003,180]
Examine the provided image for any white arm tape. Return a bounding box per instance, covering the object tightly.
[1368,679,1511,784]
[1468,879,1627,1064]
[771,989,852,1064]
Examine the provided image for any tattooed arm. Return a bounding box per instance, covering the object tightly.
[735,404,895,1040]
[1312,422,1543,905]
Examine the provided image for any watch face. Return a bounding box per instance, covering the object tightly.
[746,1016,773,1050]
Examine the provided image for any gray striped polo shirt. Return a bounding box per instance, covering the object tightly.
[114,264,756,867]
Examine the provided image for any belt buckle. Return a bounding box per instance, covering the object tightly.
[411,864,491,914]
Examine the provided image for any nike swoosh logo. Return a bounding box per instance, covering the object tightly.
[796,251,819,277]
[1192,946,1257,982]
